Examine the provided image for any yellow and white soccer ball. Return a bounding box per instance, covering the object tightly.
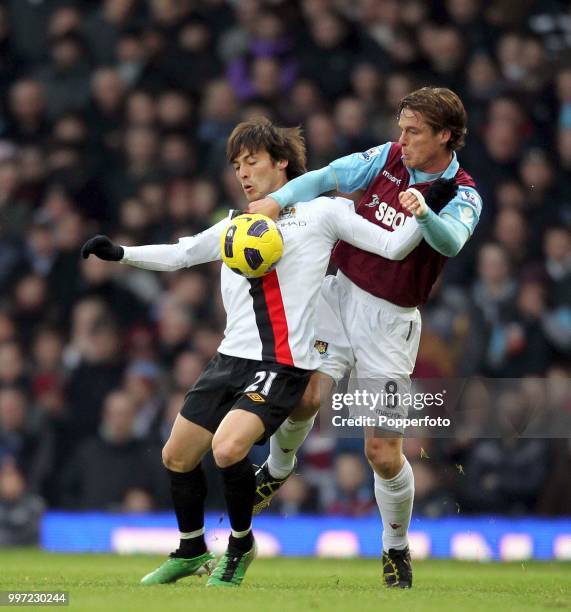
[220,213,284,278]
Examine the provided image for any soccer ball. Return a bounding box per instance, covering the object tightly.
[220,213,284,278]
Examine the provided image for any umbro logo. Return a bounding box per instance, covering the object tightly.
[246,392,265,403]
[390,523,402,530]
[281,448,294,453]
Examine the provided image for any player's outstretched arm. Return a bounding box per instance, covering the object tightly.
[248,167,336,218]
[247,144,392,216]
[81,219,226,272]
[325,199,423,261]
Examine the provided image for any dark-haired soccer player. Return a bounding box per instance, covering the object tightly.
[249,87,482,589]
[81,117,447,587]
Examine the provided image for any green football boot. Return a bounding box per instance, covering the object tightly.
[140,551,216,585]
[252,459,297,515]
[206,541,257,588]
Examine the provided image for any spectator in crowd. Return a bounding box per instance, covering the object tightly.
[461,243,517,374]
[65,318,125,441]
[35,32,91,120]
[0,387,53,493]
[5,79,50,144]
[171,351,204,392]
[327,453,375,517]
[123,359,164,439]
[84,0,141,66]
[411,461,457,518]
[0,341,28,389]
[333,96,377,155]
[544,227,571,308]
[305,112,342,169]
[60,390,166,510]
[271,473,321,516]
[300,12,357,100]
[227,8,295,102]
[0,461,44,546]
[459,390,550,514]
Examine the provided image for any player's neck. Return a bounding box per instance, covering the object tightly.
[260,178,288,199]
[271,177,289,193]
[416,151,453,174]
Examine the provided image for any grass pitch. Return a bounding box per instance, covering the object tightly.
[0,550,569,612]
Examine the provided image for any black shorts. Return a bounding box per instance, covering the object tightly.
[180,353,311,443]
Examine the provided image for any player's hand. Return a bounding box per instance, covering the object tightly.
[246,197,280,220]
[425,178,458,213]
[81,235,124,261]
[399,188,428,218]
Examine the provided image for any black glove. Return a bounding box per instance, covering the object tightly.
[425,178,458,214]
[81,235,124,261]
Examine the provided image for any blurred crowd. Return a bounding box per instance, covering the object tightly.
[0,0,570,544]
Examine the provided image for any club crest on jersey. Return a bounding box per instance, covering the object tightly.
[314,340,329,355]
[246,392,265,403]
[279,206,296,220]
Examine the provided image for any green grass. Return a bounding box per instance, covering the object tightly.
[0,550,569,611]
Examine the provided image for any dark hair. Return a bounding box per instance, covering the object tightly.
[397,87,468,151]
[226,117,307,179]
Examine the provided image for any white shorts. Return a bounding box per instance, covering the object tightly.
[315,272,422,432]
[315,270,422,387]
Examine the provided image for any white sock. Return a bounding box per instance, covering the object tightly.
[374,458,414,552]
[267,416,315,478]
[231,526,251,538]
[180,527,205,539]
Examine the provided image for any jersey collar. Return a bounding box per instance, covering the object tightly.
[406,151,459,185]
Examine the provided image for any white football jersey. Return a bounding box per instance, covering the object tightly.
[121,196,422,370]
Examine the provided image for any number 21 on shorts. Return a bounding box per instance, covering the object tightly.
[244,371,277,396]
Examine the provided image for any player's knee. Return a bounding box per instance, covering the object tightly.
[364,439,402,477]
[212,439,245,468]
[162,445,194,472]
[292,385,321,420]
[303,384,321,414]
[290,394,319,421]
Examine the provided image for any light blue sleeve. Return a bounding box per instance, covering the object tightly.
[268,166,336,209]
[416,186,482,257]
[440,187,482,236]
[269,143,392,209]
[329,142,392,192]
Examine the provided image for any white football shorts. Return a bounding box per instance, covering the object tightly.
[314,271,422,430]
